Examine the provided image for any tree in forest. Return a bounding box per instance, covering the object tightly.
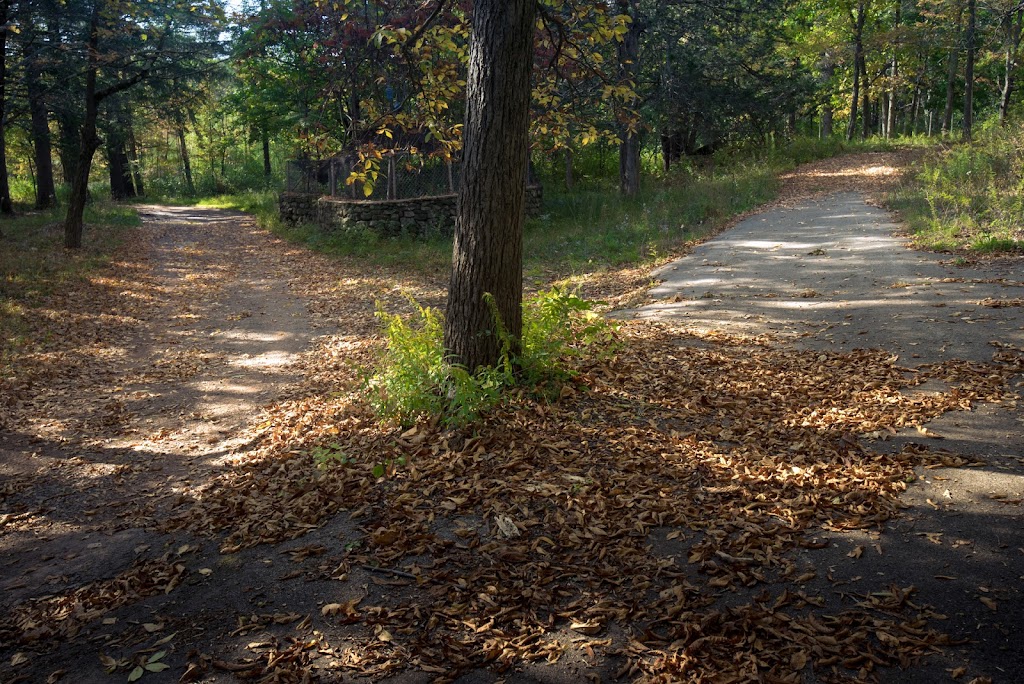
[647,0,812,162]
[443,0,537,372]
[0,0,15,215]
[60,0,223,248]
[616,0,642,196]
[995,0,1024,125]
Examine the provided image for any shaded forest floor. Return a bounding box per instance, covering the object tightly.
[2,152,1022,683]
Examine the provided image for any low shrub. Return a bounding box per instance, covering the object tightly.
[368,288,617,427]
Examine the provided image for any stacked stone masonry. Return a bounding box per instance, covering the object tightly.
[279,186,543,239]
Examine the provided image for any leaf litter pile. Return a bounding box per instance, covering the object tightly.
[2,161,1019,683]
[161,318,1020,682]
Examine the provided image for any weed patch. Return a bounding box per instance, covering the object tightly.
[368,289,617,427]
[889,123,1024,253]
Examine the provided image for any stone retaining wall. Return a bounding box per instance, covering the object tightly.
[279,186,543,239]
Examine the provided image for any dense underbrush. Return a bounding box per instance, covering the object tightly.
[889,122,1024,253]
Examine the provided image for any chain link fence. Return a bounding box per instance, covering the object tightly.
[286,154,460,200]
[286,153,539,200]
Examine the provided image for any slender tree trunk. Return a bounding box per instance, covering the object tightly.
[177,125,195,195]
[821,60,835,138]
[443,0,536,372]
[0,0,14,216]
[942,7,963,136]
[861,56,871,139]
[262,129,272,181]
[942,52,959,134]
[64,57,102,249]
[886,62,898,138]
[999,9,1023,126]
[126,118,145,196]
[564,146,574,189]
[847,3,865,141]
[617,0,641,197]
[24,43,58,209]
[907,67,923,136]
[963,0,976,141]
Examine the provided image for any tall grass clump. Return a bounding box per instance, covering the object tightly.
[368,288,616,427]
[889,122,1024,252]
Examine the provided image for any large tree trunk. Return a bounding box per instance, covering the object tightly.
[0,0,14,216]
[105,101,136,200]
[999,9,1023,126]
[963,0,976,141]
[64,1,104,248]
[56,109,83,183]
[443,0,536,372]
[107,141,135,199]
[617,0,641,197]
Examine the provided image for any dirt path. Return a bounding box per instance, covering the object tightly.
[2,155,1022,684]
[1,207,326,680]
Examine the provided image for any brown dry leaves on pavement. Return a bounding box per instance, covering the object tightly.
[4,152,1019,683]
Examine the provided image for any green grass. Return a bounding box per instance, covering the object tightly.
[888,122,1024,253]
[196,189,279,221]
[0,200,138,361]
[190,135,921,280]
[525,165,778,276]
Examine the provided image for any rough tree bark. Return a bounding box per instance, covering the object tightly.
[443,0,536,372]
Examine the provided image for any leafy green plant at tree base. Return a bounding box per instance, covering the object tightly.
[368,288,618,427]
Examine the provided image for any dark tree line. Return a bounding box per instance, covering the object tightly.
[0,0,223,245]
